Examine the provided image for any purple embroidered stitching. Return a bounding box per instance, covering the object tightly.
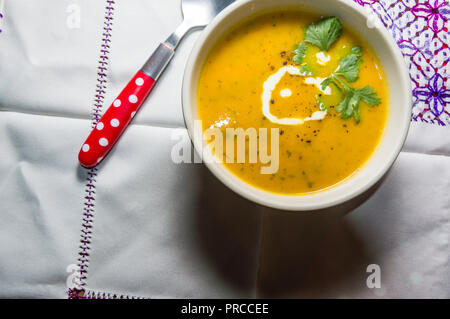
[353,0,450,126]
[70,0,115,299]
[0,11,3,34]
[68,288,141,299]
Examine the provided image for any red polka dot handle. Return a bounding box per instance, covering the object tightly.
[78,71,155,168]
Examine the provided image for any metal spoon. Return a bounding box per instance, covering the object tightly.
[79,0,236,168]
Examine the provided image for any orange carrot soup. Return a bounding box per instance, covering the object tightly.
[197,11,389,195]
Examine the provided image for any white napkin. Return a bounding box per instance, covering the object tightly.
[0,0,448,299]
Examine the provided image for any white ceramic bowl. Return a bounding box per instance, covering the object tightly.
[182,0,411,211]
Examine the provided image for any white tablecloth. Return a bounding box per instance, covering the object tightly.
[0,0,448,298]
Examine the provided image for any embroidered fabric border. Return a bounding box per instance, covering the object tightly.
[354,0,449,126]
[69,0,118,299]
[0,0,5,34]
[68,288,142,299]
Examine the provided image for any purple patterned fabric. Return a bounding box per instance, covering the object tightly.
[413,73,450,117]
[411,0,448,33]
[354,0,449,126]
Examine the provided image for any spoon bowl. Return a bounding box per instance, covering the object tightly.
[182,0,236,28]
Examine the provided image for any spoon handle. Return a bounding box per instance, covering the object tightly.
[78,43,174,168]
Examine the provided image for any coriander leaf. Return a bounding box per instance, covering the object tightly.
[334,54,360,82]
[337,90,353,114]
[321,77,334,91]
[300,64,312,75]
[343,99,355,119]
[337,90,359,121]
[292,42,307,65]
[335,86,381,123]
[305,17,342,52]
[347,93,361,118]
[354,107,361,123]
[351,46,363,57]
[354,86,382,106]
[321,76,342,92]
[325,47,381,123]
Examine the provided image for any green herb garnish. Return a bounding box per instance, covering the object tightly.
[333,53,361,82]
[335,85,381,123]
[304,17,342,52]
[300,64,312,75]
[351,46,363,56]
[321,46,363,90]
[320,77,342,92]
[292,17,343,74]
[290,16,380,124]
[322,47,381,123]
[292,42,314,75]
[292,42,307,65]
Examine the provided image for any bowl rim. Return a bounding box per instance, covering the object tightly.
[182,0,412,211]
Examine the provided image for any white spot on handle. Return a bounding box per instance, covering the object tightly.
[99,138,109,147]
[129,95,138,104]
[110,119,120,127]
[135,78,144,86]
